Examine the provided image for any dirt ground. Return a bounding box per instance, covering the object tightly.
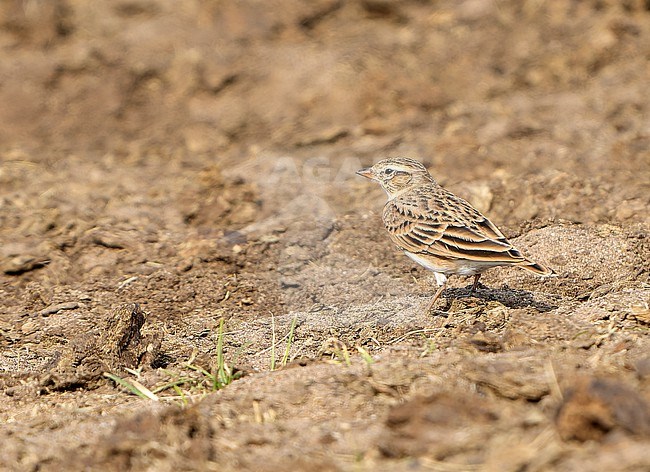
[1,0,649,470]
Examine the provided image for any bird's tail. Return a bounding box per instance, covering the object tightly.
[519,258,555,276]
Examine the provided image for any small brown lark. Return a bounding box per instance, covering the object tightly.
[357,157,552,311]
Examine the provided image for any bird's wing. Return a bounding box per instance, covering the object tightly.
[382,187,526,263]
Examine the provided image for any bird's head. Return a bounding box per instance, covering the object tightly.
[356,157,434,197]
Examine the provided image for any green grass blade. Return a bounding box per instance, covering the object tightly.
[357,346,374,365]
[281,315,298,367]
[270,313,277,371]
[104,372,157,401]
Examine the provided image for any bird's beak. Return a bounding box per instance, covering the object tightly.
[356,167,375,180]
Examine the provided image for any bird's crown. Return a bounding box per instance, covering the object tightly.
[357,157,434,197]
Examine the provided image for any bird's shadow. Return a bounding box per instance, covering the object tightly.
[437,284,558,312]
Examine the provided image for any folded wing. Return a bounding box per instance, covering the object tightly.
[383,187,528,264]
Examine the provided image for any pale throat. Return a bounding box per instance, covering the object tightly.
[382,185,411,200]
[381,175,434,199]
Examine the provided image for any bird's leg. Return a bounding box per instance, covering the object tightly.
[426,272,448,312]
[470,274,481,293]
[426,283,446,312]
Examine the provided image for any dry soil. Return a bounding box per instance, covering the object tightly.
[1,1,649,471]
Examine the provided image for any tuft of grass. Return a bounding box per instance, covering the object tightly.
[420,338,438,358]
[331,343,352,367]
[356,346,374,365]
[270,313,277,371]
[214,318,237,388]
[270,314,298,371]
[319,338,355,366]
[105,318,242,403]
[281,315,298,367]
[186,318,242,390]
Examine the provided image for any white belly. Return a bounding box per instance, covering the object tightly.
[404,251,502,285]
[404,251,447,273]
[404,252,449,286]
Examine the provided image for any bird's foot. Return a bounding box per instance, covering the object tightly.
[469,274,482,294]
[467,284,488,296]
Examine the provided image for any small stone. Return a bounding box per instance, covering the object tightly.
[21,319,39,335]
[38,302,80,317]
[260,235,280,244]
[2,255,50,275]
[280,278,301,289]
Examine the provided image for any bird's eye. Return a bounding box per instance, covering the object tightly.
[384,168,395,176]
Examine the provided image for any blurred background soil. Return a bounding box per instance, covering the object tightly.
[0,0,649,470]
